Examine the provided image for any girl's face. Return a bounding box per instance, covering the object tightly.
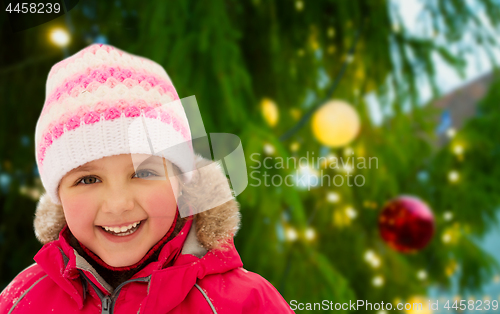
[59,154,180,267]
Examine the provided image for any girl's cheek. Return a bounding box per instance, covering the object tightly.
[145,185,177,219]
[63,195,97,226]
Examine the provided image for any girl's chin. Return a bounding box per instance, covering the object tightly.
[98,250,146,268]
[94,252,144,267]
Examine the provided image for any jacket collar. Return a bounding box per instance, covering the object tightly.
[138,222,243,312]
[34,217,243,309]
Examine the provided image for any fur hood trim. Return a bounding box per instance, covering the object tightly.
[34,155,241,251]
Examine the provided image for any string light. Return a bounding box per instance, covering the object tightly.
[327,27,335,38]
[295,0,304,11]
[372,275,384,287]
[448,170,459,183]
[290,108,301,120]
[264,143,275,155]
[364,250,381,268]
[417,270,427,280]
[446,128,456,138]
[310,37,319,51]
[295,164,320,189]
[50,28,70,47]
[305,228,316,241]
[333,209,350,227]
[443,211,453,221]
[363,201,378,209]
[445,260,458,276]
[443,224,461,245]
[364,250,375,260]
[406,296,431,314]
[290,142,300,152]
[327,192,340,203]
[285,227,298,242]
[260,98,279,127]
[442,232,452,243]
[345,206,357,219]
[393,298,402,308]
[341,164,354,173]
[453,144,464,155]
[343,147,354,155]
[19,185,41,201]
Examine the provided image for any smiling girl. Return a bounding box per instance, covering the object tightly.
[0,44,293,313]
[59,154,180,269]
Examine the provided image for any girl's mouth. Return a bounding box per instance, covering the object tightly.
[100,221,143,237]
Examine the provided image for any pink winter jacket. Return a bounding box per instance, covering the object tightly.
[0,219,293,313]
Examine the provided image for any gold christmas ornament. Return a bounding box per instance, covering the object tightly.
[312,100,360,147]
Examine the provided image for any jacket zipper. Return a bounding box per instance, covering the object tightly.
[102,296,111,314]
[78,270,150,314]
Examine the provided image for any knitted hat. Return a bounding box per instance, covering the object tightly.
[35,43,195,206]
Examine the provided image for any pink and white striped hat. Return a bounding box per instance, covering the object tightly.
[35,43,194,205]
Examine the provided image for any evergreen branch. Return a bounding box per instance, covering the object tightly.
[0,53,60,75]
[279,29,362,142]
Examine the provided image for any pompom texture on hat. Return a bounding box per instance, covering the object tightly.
[34,193,66,244]
[34,43,195,205]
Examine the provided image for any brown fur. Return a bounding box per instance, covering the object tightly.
[33,155,241,251]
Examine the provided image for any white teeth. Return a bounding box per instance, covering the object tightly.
[101,221,141,234]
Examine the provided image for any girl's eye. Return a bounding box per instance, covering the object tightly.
[74,170,158,185]
[77,176,101,185]
[134,170,158,179]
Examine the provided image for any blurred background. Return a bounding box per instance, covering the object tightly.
[1,0,500,313]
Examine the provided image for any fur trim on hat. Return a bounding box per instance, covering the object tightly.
[33,155,241,251]
[34,192,66,244]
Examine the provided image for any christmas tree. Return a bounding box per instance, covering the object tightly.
[1,1,500,312]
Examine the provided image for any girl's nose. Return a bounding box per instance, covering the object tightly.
[100,185,135,215]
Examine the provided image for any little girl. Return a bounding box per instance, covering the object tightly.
[0,44,293,313]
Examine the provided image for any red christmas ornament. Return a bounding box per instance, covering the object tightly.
[378,196,435,253]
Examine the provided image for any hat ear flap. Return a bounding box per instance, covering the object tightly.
[34,193,66,244]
